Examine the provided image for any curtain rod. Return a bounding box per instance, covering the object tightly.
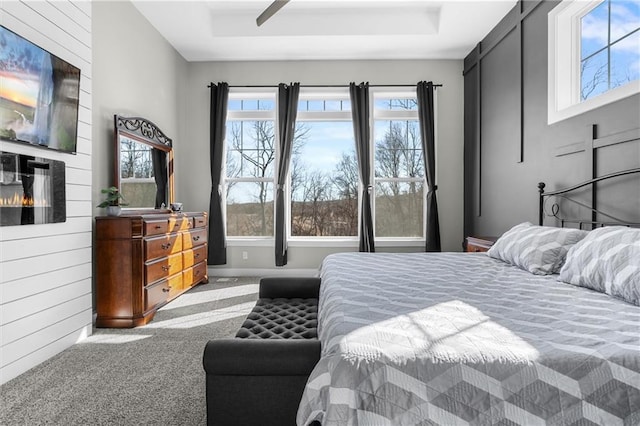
[208,83,443,89]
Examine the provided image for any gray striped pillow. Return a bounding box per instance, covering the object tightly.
[488,222,588,275]
[558,226,640,306]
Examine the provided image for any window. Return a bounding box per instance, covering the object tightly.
[548,0,640,124]
[373,94,424,239]
[224,92,276,237]
[290,91,357,238]
[580,0,640,100]
[223,87,430,243]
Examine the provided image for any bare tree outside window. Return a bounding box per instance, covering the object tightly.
[373,97,425,238]
[224,91,429,241]
[226,118,309,236]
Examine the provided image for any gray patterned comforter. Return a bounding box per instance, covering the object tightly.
[297,252,640,425]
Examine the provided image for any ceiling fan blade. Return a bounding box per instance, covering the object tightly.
[256,0,291,26]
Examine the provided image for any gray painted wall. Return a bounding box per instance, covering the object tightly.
[91,2,188,303]
[464,0,640,238]
[90,5,466,273]
[179,60,465,273]
[92,1,188,202]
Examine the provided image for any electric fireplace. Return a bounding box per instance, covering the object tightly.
[0,150,65,226]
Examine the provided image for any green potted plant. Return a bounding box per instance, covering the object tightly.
[97,186,128,216]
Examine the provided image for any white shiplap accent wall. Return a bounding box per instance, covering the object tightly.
[0,0,92,385]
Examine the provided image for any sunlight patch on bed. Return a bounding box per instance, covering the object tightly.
[340,300,540,363]
[144,301,256,329]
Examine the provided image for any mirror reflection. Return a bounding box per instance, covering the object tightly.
[114,115,173,210]
[119,136,163,207]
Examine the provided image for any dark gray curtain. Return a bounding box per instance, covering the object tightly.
[208,82,229,265]
[275,83,300,266]
[417,81,441,252]
[349,82,375,252]
[151,149,167,209]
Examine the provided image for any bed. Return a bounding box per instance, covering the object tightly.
[297,169,640,425]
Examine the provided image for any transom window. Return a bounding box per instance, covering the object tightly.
[580,0,640,101]
[548,0,640,123]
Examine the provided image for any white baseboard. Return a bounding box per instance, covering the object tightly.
[207,267,318,278]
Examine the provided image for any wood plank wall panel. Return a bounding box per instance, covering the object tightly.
[0,0,92,385]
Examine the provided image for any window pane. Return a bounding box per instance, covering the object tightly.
[610,1,640,42]
[291,121,358,237]
[375,181,423,238]
[374,120,424,178]
[611,30,640,89]
[226,182,273,237]
[581,50,609,100]
[581,0,609,59]
[228,99,275,111]
[225,121,275,178]
[120,137,154,179]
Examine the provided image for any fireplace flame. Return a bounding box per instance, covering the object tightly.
[0,193,50,207]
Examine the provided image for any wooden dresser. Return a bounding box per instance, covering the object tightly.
[95,212,208,328]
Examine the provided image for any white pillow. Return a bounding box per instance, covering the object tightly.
[558,226,640,306]
[487,222,588,275]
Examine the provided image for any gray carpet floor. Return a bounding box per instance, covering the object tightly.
[0,277,260,426]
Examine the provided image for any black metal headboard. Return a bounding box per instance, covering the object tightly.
[538,168,640,229]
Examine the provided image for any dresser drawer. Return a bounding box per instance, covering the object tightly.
[167,272,184,300]
[194,215,207,228]
[145,273,182,311]
[145,233,183,261]
[145,253,183,285]
[183,244,207,269]
[144,219,169,236]
[183,228,207,249]
[184,261,207,287]
[169,216,189,233]
[145,279,170,311]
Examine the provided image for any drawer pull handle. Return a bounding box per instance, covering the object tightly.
[195,270,200,276]
[162,287,171,293]
[155,225,162,229]
[194,253,200,258]
[161,243,171,250]
[162,265,170,271]
[193,236,200,241]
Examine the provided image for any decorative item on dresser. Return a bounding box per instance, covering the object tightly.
[465,236,497,252]
[95,212,208,328]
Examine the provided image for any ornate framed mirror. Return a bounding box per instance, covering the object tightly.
[114,115,174,211]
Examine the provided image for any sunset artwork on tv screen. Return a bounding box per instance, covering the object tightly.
[0,25,81,154]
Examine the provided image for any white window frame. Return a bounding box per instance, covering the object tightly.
[548,0,640,124]
[288,87,359,244]
[224,88,278,242]
[223,86,434,245]
[371,88,426,242]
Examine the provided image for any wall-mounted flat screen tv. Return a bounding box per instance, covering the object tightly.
[0,25,81,154]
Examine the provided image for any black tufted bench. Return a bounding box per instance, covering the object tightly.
[203,277,321,426]
[236,298,318,339]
